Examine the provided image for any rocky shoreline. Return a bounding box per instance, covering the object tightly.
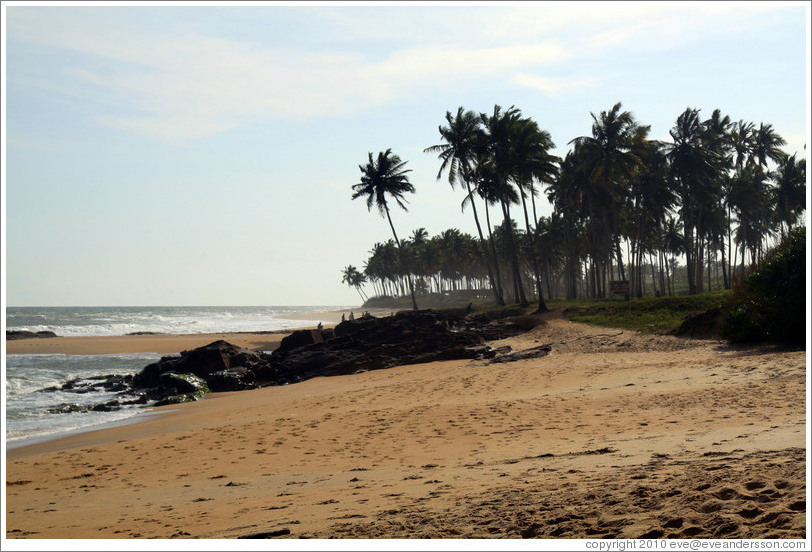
[37,309,540,413]
[7,330,58,340]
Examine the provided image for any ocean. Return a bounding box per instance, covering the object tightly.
[4,306,354,447]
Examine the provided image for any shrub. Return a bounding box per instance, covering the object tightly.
[721,227,806,345]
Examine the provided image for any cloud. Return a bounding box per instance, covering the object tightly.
[512,73,600,96]
[5,3,800,143]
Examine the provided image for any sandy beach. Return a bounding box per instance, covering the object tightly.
[5,315,807,539]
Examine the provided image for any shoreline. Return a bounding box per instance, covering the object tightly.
[5,317,806,539]
[5,308,391,355]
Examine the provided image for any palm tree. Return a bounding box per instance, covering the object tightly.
[770,153,806,237]
[664,108,725,294]
[480,104,529,306]
[509,114,559,312]
[569,102,642,283]
[750,123,787,172]
[341,264,368,302]
[351,149,419,310]
[424,107,505,305]
[728,166,772,269]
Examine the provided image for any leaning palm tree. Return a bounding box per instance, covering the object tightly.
[425,107,505,305]
[341,264,368,302]
[351,149,419,310]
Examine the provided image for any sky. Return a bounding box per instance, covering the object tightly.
[2,1,809,307]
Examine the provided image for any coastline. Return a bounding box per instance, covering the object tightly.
[4,308,388,355]
[5,317,806,539]
[5,332,290,355]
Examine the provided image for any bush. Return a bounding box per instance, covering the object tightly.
[721,227,806,345]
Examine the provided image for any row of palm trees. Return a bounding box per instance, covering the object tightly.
[346,102,806,309]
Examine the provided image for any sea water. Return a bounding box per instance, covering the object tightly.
[4,306,353,447]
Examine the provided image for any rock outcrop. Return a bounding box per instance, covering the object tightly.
[7,330,58,340]
[39,309,534,412]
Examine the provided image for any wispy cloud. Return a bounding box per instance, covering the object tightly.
[512,73,601,96]
[5,3,799,143]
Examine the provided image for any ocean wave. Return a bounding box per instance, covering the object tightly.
[6,306,355,336]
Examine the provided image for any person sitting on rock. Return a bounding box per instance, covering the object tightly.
[317,322,323,330]
[349,312,355,321]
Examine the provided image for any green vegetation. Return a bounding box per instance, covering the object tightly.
[554,291,732,335]
[347,101,805,324]
[721,227,806,345]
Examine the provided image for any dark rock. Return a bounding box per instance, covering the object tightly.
[151,372,209,397]
[265,310,488,385]
[6,330,58,340]
[48,403,87,414]
[489,344,552,364]
[92,400,121,412]
[54,308,535,413]
[207,367,257,392]
[133,341,272,390]
[238,528,291,538]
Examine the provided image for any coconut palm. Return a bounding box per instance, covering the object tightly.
[664,107,725,294]
[425,107,505,305]
[351,149,419,310]
[750,123,787,172]
[480,104,529,306]
[509,114,560,312]
[341,264,368,302]
[770,153,806,237]
[569,102,642,283]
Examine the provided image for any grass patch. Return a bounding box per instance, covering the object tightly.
[552,291,732,335]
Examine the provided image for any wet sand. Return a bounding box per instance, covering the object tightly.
[5,316,807,539]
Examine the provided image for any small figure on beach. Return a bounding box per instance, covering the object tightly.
[341,313,346,322]
[317,322,323,331]
[349,312,355,321]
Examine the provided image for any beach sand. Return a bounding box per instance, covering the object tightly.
[5,332,290,355]
[5,316,807,539]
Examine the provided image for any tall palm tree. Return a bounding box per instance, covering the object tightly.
[569,102,642,283]
[424,107,505,305]
[770,153,806,237]
[351,149,419,310]
[480,104,529,306]
[728,166,772,269]
[509,115,560,312]
[664,107,725,294]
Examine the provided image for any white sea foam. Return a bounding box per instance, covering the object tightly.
[4,306,355,445]
[6,305,354,336]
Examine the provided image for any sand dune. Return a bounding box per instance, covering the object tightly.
[5,316,807,539]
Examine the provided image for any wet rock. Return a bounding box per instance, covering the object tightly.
[207,367,257,392]
[6,330,58,340]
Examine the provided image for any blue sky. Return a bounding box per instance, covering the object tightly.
[2,1,809,306]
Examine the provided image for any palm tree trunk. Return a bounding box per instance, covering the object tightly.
[384,206,418,310]
[501,201,528,307]
[465,181,504,306]
[484,201,506,301]
[519,189,548,312]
